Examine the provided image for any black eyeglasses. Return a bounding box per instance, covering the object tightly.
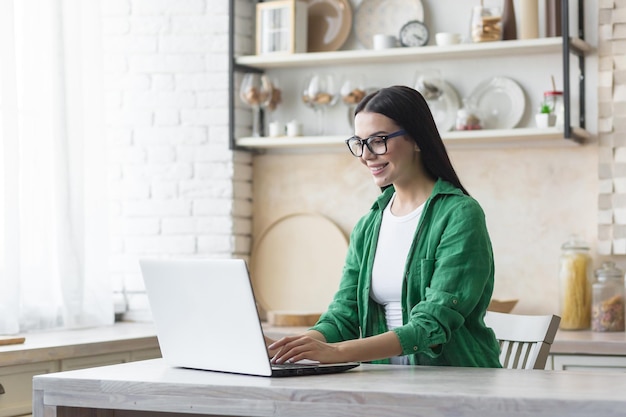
[344,130,406,157]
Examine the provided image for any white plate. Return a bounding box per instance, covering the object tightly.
[354,0,424,49]
[467,77,526,129]
[423,81,460,133]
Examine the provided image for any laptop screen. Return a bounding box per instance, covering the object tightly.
[140,258,275,376]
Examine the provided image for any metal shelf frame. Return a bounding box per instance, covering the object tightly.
[562,0,586,143]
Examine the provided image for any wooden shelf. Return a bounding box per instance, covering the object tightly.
[235,127,589,152]
[235,37,591,70]
[233,36,592,150]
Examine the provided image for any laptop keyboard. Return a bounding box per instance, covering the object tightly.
[272,362,318,369]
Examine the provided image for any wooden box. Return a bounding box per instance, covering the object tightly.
[256,0,308,55]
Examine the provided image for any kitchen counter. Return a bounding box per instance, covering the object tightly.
[3,322,624,367]
[1,322,161,417]
[33,358,626,417]
[551,330,626,356]
[0,322,159,366]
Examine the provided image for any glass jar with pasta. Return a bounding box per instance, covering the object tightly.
[559,235,592,330]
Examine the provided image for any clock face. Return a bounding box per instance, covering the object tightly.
[399,20,429,47]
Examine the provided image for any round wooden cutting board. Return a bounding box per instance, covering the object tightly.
[250,213,348,319]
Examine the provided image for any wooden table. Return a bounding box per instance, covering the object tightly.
[33,358,626,417]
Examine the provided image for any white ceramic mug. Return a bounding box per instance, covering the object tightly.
[286,120,302,137]
[435,32,461,46]
[373,34,397,50]
[268,121,284,137]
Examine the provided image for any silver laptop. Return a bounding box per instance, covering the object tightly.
[139,258,360,377]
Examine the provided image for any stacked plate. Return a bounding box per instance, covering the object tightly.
[354,0,425,49]
[467,77,526,129]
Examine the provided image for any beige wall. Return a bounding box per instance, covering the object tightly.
[252,144,598,315]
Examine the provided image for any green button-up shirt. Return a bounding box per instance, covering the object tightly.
[311,179,501,367]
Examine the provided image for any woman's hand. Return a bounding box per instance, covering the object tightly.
[264,335,278,358]
[268,335,344,364]
[268,331,404,364]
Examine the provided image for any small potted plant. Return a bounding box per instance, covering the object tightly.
[535,101,556,128]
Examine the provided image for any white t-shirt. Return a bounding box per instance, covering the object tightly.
[370,193,424,365]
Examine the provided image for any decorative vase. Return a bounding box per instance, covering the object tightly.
[501,0,517,40]
[519,0,539,39]
[545,0,562,37]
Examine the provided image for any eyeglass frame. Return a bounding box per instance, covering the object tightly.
[344,129,407,157]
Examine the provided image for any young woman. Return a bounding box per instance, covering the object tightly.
[267,85,501,367]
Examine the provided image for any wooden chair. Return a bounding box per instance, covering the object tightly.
[484,311,561,370]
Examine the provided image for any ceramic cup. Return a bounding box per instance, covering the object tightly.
[268,121,284,137]
[373,34,397,50]
[435,32,462,46]
[286,120,302,137]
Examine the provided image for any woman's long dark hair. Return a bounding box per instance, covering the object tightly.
[355,85,469,196]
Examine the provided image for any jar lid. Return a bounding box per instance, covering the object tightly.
[544,90,563,97]
[561,234,589,250]
[594,261,624,280]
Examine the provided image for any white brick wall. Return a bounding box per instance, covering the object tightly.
[103,0,254,319]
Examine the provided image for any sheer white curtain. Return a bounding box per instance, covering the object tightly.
[0,0,111,334]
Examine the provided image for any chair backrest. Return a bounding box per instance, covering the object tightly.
[484,311,561,370]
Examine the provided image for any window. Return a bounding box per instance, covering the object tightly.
[0,84,4,271]
[0,0,111,334]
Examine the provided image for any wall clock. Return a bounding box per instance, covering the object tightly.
[399,20,429,47]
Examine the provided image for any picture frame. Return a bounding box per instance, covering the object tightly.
[256,0,308,55]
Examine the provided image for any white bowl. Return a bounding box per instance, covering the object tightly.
[435,32,461,46]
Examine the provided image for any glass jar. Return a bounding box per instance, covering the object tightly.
[470,5,502,43]
[455,99,483,131]
[592,262,625,332]
[558,235,592,330]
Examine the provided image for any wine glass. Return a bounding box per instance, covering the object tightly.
[414,69,449,132]
[266,77,282,112]
[239,73,273,137]
[340,74,367,129]
[264,77,283,136]
[414,69,443,101]
[302,74,337,135]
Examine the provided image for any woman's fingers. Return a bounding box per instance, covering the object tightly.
[267,335,296,350]
[269,335,338,364]
[270,336,311,363]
